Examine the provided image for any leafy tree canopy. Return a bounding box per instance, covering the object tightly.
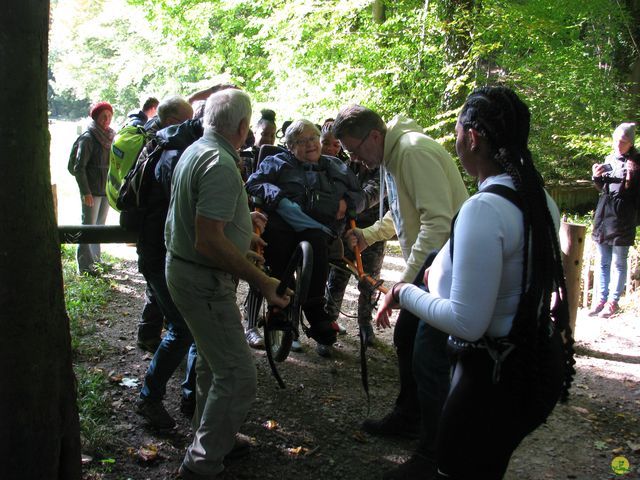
[50,0,640,182]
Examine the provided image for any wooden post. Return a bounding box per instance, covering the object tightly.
[560,221,587,334]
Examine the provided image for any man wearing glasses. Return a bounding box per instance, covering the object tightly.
[333,105,468,479]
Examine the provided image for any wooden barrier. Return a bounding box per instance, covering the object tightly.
[560,221,587,334]
[57,225,137,244]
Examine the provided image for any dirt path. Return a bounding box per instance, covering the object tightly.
[81,251,640,480]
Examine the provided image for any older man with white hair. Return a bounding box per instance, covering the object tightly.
[165,88,290,479]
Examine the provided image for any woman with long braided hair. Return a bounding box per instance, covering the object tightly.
[376,86,575,479]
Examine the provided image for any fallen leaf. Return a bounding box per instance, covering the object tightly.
[612,447,624,454]
[263,420,279,430]
[286,446,309,456]
[137,444,159,462]
[119,377,139,388]
[571,406,590,415]
[109,373,123,383]
[352,431,368,443]
[627,441,640,453]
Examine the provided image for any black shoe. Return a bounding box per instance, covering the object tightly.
[137,337,161,353]
[316,343,332,358]
[361,411,420,439]
[308,321,337,346]
[382,454,437,480]
[136,398,176,430]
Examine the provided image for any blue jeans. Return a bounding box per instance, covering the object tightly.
[76,195,109,273]
[139,254,196,401]
[597,244,630,302]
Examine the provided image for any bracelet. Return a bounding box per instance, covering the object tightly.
[392,282,406,304]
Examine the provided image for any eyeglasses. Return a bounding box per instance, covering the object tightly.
[341,130,370,157]
[292,135,320,147]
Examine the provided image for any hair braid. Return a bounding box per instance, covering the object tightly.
[460,86,576,402]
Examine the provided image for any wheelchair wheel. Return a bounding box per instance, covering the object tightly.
[263,241,313,364]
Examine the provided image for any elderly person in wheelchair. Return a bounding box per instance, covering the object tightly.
[246,119,365,357]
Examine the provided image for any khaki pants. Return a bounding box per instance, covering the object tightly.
[166,255,257,476]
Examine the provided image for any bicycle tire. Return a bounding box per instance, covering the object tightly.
[263,240,313,363]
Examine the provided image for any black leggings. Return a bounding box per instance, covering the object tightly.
[436,334,564,479]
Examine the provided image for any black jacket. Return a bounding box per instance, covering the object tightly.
[245,150,365,233]
[592,147,640,246]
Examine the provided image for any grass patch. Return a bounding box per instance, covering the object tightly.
[76,366,115,457]
[61,245,112,357]
[61,245,119,458]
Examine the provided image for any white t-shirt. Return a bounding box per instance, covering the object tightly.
[399,173,561,341]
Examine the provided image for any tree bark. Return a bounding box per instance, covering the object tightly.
[0,1,82,479]
[436,0,476,112]
[372,0,386,24]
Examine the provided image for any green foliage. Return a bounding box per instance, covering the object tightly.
[61,245,111,357]
[76,365,114,457]
[49,0,640,185]
[60,245,115,457]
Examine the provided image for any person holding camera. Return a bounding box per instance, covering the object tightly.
[590,122,640,317]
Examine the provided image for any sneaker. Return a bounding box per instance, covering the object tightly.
[178,463,216,480]
[361,411,420,439]
[316,343,332,358]
[588,300,606,317]
[331,322,347,335]
[180,396,196,418]
[136,398,176,430]
[291,339,303,352]
[599,300,619,318]
[360,324,376,346]
[136,337,161,354]
[382,454,437,480]
[245,327,265,349]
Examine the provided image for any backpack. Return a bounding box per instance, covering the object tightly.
[67,131,93,176]
[106,125,151,211]
[116,141,163,232]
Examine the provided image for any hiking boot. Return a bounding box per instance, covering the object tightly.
[291,339,303,352]
[362,411,420,439]
[136,337,161,354]
[599,300,619,318]
[245,327,265,349]
[178,463,216,480]
[588,300,606,317]
[316,343,332,358]
[136,398,175,430]
[308,322,337,346]
[382,454,437,480]
[360,324,376,347]
[180,396,196,418]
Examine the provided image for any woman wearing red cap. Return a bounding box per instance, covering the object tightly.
[71,101,115,275]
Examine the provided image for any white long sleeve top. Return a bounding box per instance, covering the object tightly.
[398,174,560,342]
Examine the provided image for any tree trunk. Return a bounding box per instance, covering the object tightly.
[372,0,386,24]
[436,0,476,112]
[0,2,82,479]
